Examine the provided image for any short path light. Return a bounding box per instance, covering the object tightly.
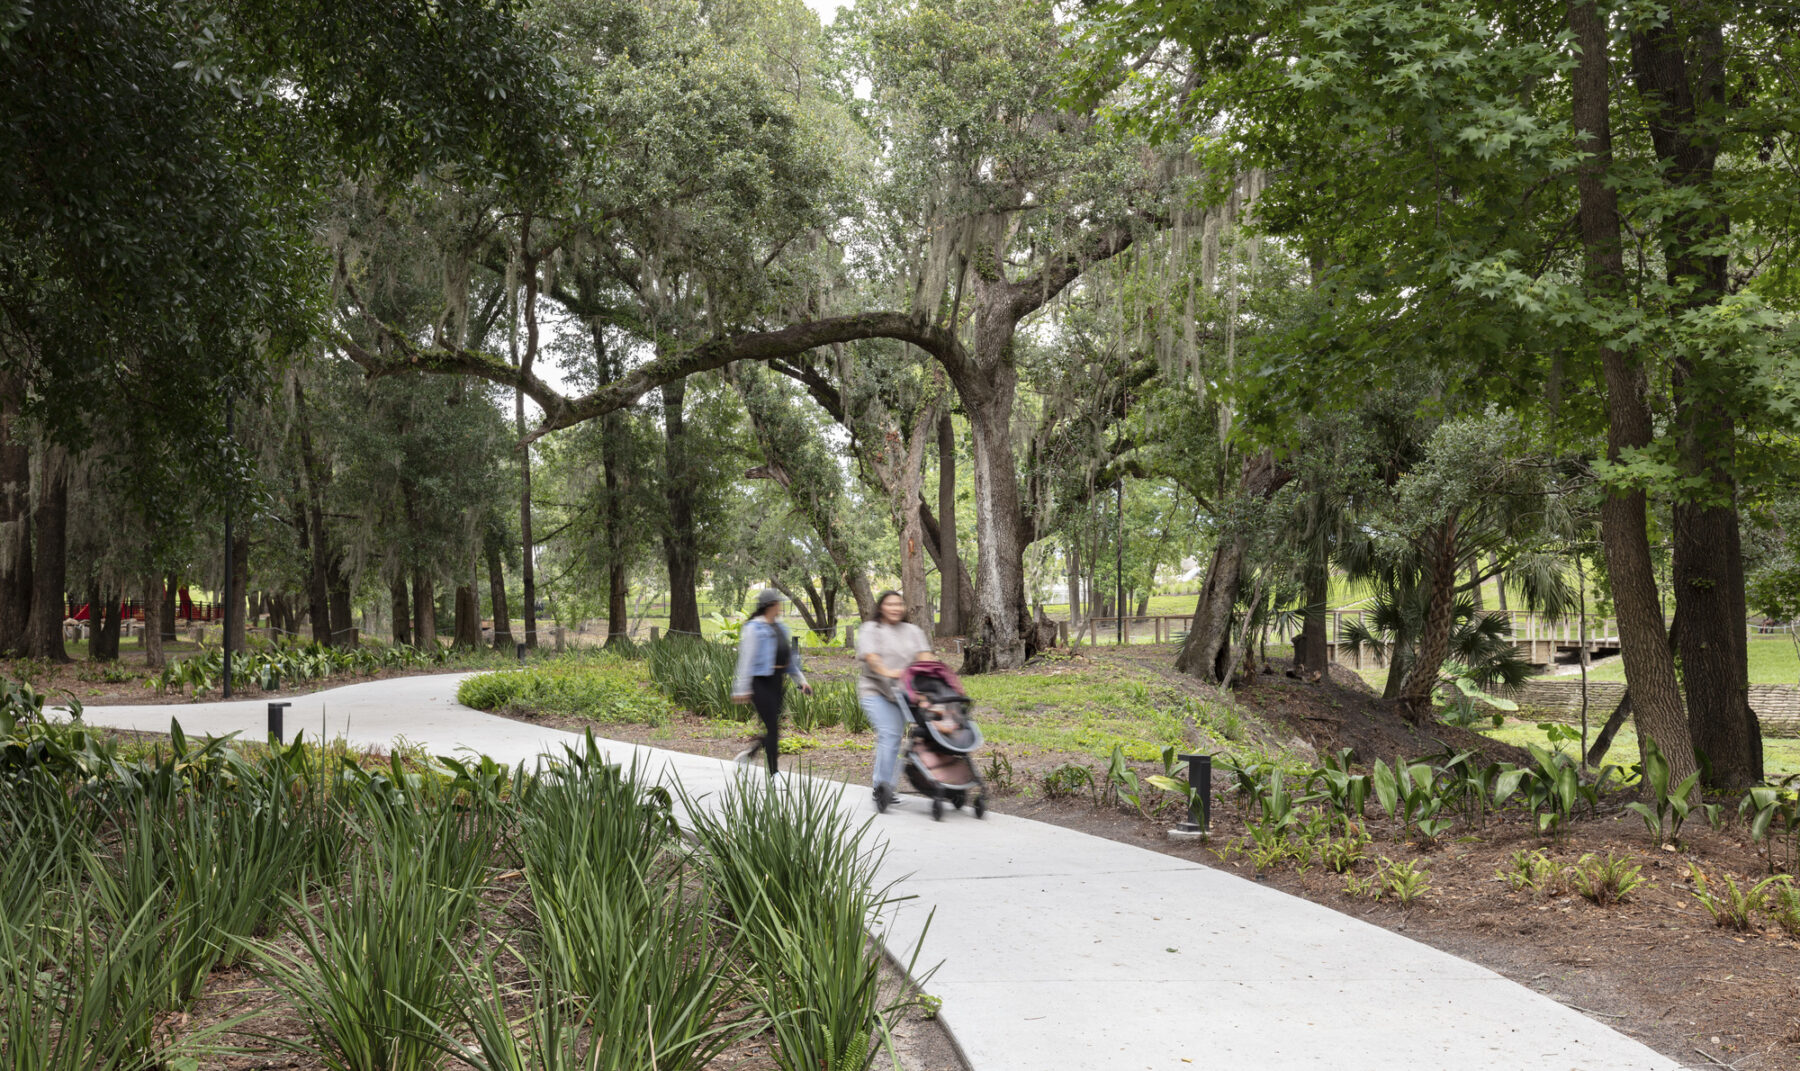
[268,701,291,742]
[1168,752,1212,841]
[516,642,527,663]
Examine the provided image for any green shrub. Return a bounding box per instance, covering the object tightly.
[1570,852,1645,906]
[1497,849,1567,897]
[458,658,674,726]
[1688,863,1790,931]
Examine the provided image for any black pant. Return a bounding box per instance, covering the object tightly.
[748,674,783,774]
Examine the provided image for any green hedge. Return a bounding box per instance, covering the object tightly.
[458,659,675,726]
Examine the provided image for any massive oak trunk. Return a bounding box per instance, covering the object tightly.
[453,584,480,649]
[412,570,436,649]
[960,373,1034,673]
[1176,450,1286,684]
[486,542,513,649]
[1567,0,1697,786]
[935,413,962,637]
[1630,12,1760,789]
[0,376,32,654]
[660,379,701,636]
[27,445,68,661]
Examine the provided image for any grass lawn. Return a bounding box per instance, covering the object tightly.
[1478,717,1800,779]
[1570,634,1800,685]
[950,659,1258,763]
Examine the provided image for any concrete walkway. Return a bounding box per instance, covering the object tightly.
[70,675,1688,1071]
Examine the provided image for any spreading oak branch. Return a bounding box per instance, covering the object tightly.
[335,310,969,440]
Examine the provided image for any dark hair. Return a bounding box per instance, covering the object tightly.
[869,590,907,623]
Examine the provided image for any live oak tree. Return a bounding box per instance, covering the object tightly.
[348,0,1182,671]
[1086,0,1800,787]
[1,0,568,658]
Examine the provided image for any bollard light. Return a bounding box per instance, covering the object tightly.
[516,642,527,663]
[268,701,291,741]
[1175,752,1212,834]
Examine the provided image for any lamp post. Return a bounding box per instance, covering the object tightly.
[222,393,234,699]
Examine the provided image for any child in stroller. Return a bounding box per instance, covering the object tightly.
[897,661,988,821]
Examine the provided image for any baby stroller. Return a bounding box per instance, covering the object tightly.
[897,661,988,821]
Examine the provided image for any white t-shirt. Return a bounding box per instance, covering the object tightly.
[856,620,932,700]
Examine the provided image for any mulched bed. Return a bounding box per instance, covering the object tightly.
[517,646,1800,1071]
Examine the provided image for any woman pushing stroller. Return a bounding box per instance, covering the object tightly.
[857,590,937,812]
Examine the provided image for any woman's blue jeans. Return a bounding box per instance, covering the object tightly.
[861,693,906,789]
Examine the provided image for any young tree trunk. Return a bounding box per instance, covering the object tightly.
[96,584,122,661]
[27,445,68,662]
[1065,538,1082,634]
[1492,554,1508,613]
[84,575,100,659]
[412,570,436,649]
[601,426,631,646]
[1296,548,1331,676]
[296,387,335,647]
[1629,14,1759,790]
[660,379,702,637]
[0,375,32,655]
[486,542,514,649]
[1567,0,1696,786]
[1397,521,1460,721]
[390,575,412,646]
[326,557,352,647]
[917,499,971,624]
[162,574,178,641]
[935,412,962,637]
[895,404,938,628]
[517,413,537,648]
[142,574,164,668]
[228,531,249,652]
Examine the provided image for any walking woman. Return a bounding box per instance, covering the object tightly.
[731,589,811,774]
[857,590,936,812]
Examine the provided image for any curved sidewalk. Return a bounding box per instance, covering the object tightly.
[71,675,1688,1071]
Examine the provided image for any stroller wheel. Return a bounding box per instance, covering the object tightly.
[949,789,967,810]
[974,796,987,819]
[931,797,945,822]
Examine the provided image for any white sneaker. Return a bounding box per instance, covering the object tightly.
[734,748,757,765]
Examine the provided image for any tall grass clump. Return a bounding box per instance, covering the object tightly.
[687,773,927,1071]
[788,679,860,732]
[259,804,493,1071]
[442,741,749,1071]
[0,891,224,1071]
[646,635,740,720]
